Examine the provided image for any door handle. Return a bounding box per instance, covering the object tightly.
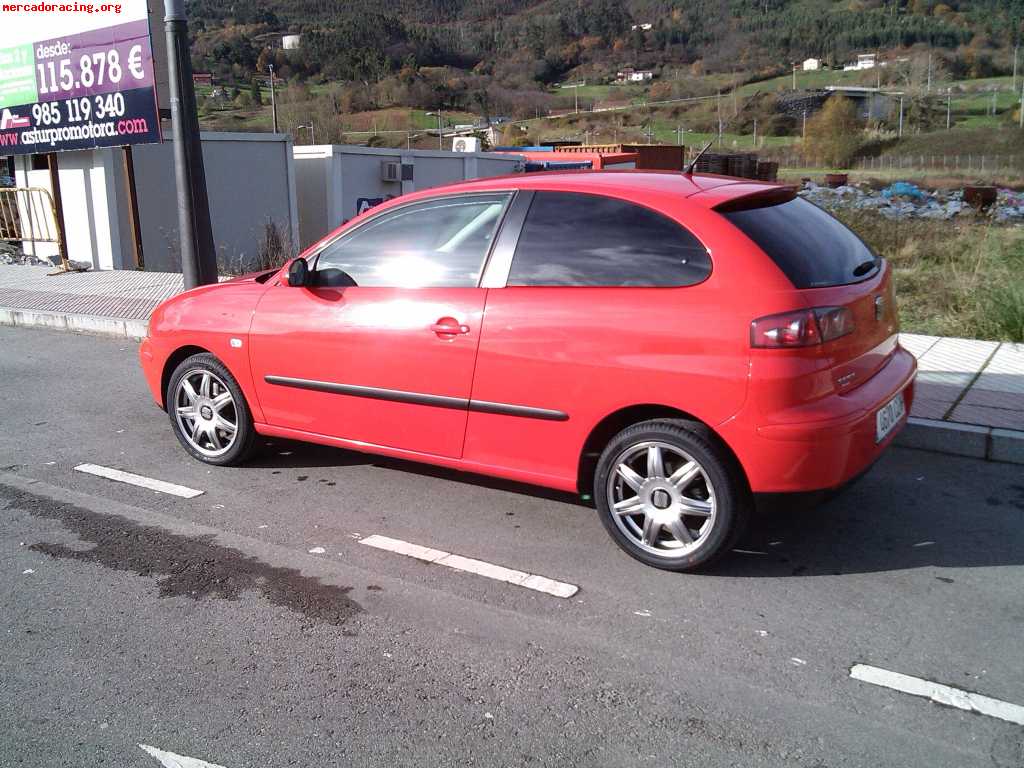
[430,319,470,336]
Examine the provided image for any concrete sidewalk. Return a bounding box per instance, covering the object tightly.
[0,264,181,338]
[0,263,1021,463]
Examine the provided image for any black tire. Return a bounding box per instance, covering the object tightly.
[166,353,257,466]
[594,419,748,572]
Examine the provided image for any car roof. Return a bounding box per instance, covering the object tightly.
[412,169,788,209]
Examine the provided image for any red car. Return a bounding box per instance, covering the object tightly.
[139,170,916,571]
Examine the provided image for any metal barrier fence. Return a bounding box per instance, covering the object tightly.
[775,154,1024,173]
[0,187,70,271]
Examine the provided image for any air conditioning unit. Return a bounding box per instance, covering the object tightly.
[381,161,400,182]
[452,137,480,153]
[381,161,414,182]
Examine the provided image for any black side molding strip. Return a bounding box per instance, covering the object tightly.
[265,376,568,422]
[265,376,468,410]
[467,399,568,422]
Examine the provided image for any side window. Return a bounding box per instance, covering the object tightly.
[507,191,711,287]
[315,193,511,288]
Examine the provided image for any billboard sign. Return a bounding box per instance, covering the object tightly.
[0,1,161,155]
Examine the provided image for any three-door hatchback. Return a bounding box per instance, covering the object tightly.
[140,170,916,571]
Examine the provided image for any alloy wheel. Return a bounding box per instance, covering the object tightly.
[173,368,239,458]
[606,441,717,559]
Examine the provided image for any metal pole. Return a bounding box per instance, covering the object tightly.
[574,85,578,115]
[121,146,144,269]
[792,64,796,90]
[1020,80,1024,129]
[946,92,951,130]
[898,97,903,137]
[268,64,278,133]
[753,119,757,148]
[802,109,807,140]
[1015,43,1020,93]
[46,154,70,270]
[165,0,217,287]
[438,111,443,150]
[717,92,722,144]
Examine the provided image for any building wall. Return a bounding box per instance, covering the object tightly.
[15,132,299,273]
[15,150,125,268]
[293,146,523,250]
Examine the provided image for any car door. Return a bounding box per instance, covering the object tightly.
[465,190,742,489]
[249,191,513,458]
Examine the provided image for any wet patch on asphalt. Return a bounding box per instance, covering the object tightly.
[1,483,362,626]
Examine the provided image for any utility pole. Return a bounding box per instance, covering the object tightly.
[1014,43,1019,93]
[268,63,278,133]
[898,97,904,137]
[717,92,723,145]
[164,0,216,288]
[1020,80,1024,129]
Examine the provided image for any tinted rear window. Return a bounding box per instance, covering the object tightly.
[723,197,878,289]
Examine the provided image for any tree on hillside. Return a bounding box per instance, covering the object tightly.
[804,96,862,168]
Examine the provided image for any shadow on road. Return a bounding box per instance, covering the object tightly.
[242,439,1024,578]
[715,461,1024,578]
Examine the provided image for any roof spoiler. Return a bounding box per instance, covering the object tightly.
[713,185,798,213]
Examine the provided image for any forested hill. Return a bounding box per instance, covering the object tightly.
[186,0,1023,86]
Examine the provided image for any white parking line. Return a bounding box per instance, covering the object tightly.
[850,664,1024,725]
[140,744,228,768]
[73,464,203,499]
[359,534,579,598]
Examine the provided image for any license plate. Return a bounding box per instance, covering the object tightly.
[875,392,906,443]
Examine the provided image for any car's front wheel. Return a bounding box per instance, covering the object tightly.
[166,353,256,466]
[594,419,747,571]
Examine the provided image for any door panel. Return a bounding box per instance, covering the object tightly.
[249,283,486,458]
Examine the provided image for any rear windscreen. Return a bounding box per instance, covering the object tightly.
[722,197,879,289]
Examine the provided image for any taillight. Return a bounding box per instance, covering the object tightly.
[750,307,854,348]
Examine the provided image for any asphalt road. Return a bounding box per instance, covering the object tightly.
[1,326,1022,768]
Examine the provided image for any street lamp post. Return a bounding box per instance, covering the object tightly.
[297,123,316,144]
[426,111,444,150]
[268,64,278,133]
[163,0,216,288]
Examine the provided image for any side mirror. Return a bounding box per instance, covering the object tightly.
[287,257,310,287]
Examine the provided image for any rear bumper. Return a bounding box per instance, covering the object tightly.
[722,347,917,493]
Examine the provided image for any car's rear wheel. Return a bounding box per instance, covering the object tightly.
[166,353,256,466]
[594,419,747,571]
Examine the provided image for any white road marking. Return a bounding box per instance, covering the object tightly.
[850,664,1024,725]
[359,534,578,598]
[308,547,326,554]
[139,744,229,768]
[73,464,203,499]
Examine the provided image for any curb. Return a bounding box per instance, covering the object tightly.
[895,417,1024,465]
[0,306,148,340]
